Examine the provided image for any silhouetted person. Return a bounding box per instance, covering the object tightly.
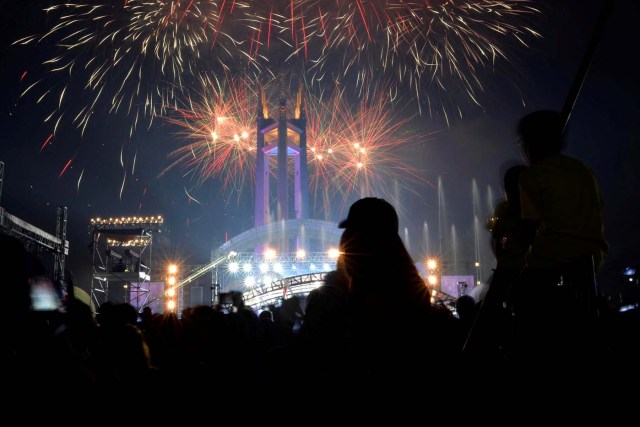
[300,263,350,347]
[299,258,350,384]
[513,110,608,377]
[2,232,96,402]
[338,197,459,389]
[256,309,277,351]
[464,164,536,361]
[140,306,153,330]
[279,295,304,340]
[456,295,479,338]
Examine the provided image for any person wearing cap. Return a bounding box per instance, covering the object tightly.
[338,198,428,310]
[337,198,460,386]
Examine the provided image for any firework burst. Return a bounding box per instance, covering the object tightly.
[309,0,543,124]
[234,1,543,123]
[162,74,258,194]
[16,1,542,138]
[165,75,431,217]
[305,80,431,215]
[14,1,248,137]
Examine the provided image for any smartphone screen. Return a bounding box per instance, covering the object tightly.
[29,276,62,311]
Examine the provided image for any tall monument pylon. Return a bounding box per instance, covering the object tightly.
[254,82,309,231]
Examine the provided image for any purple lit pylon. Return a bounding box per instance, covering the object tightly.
[254,83,310,251]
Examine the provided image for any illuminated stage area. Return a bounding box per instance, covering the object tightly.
[212,218,343,309]
[221,251,338,288]
[220,251,338,309]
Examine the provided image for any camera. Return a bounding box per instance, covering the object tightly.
[219,292,234,305]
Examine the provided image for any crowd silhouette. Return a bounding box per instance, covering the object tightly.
[3,110,639,414]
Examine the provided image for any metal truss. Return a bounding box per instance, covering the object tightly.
[0,162,69,282]
[242,272,327,309]
[89,217,162,312]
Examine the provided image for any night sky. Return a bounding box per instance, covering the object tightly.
[1,0,637,298]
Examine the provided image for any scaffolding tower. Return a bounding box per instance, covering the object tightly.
[89,215,163,312]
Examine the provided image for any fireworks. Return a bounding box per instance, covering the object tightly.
[165,75,430,216]
[11,1,544,203]
[15,1,247,136]
[305,80,430,214]
[15,1,542,138]
[316,0,543,123]
[162,74,258,194]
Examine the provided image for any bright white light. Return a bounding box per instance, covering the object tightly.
[428,275,438,285]
[291,264,297,270]
[228,262,240,273]
[243,263,253,273]
[211,131,218,140]
[166,300,176,310]
[310,263,316,271]
[296,249,306,259]
[354,143,360,149]
[233,134,240,142]
[259,263,269,273]
[263,276,273,285]
[167,287,176,297]
[356,162,364,168]
[241,131,249,139]
[427,259,437,270]
[327,248,340,259]
[323,263,330,271]
[264,248,276,260]
[475,261,480,267]
[328,148,333,154]
[244,276,256,287]
[273,263,284,273]
[168,264,178,274]
[167,276,176,285]
[228,251,238,258]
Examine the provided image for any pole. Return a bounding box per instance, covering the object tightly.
[561,0,614,134]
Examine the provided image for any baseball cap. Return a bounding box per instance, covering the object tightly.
[338,197,399,233]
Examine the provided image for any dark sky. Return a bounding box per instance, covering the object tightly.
[1,0,638,297]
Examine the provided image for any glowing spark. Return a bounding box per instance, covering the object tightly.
[40,134,54,152]
[77,168,84,192]
[184,187,202,205]
[59,158,73,178]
